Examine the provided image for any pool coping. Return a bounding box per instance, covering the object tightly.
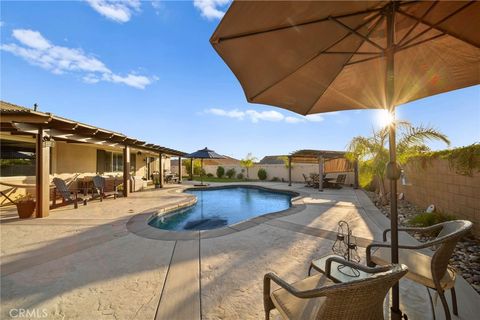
[126,184,307,240]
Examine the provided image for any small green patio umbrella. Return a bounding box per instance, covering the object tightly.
[186,147,225,186]
[210,1,479,318]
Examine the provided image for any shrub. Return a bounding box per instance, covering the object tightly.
[226,168,236,179]
[200,168,206,176]
[216,166,225,178]
[206,173,214,177]
[237,173,244,179]
[271,177,280,182]
[258,168,267,180]
[407,211,456,228]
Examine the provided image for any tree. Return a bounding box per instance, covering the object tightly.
[240,153,257,179]
[182,159,202,176]
[346,121,450,204]
[278,156,293,168]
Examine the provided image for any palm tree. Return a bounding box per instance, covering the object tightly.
[240,153,257,179]
[346,121,450,204]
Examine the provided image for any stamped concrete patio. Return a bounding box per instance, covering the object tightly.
[1,182,479,319]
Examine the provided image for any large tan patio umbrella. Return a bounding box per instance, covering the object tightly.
[210,1,479,318]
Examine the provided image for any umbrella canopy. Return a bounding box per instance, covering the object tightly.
[210,1,479,318]
[210,1,479,114]
[185,147,225,186]
[186,147,225,159]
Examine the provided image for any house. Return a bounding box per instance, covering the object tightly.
[0,101,186,217]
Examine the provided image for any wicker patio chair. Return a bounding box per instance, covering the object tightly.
[366,220,472,320]
[92,175,118,201]
[328,174,346,189]
[302,174,313,187]
[52,177,87,209]
[264,257,408,320]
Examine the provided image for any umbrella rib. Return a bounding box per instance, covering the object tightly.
[328,17,385,52]
[213,7,384,44]
[396,0,438,46]
[304,14,386,115]
[248,13,382,102]
[397,1,477,48]
[397,32,447,52]
[345,54,384,67]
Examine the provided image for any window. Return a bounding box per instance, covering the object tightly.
[0,139,36,177]
[96,149,136,174]
[112,153,123,172]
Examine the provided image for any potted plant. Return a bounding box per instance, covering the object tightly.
[15,194,36,219]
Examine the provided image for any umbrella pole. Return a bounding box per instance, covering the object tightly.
[386,3,402,319]
[201,158,204,186]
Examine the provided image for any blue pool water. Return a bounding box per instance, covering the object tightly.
[148,187,293,231]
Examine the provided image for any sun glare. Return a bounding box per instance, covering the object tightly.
[376,109,394,128]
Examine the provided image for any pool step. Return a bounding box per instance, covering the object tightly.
[155,240,201,320]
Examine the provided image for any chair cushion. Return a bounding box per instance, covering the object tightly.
[371,247,455,290]
[271,274,333,320]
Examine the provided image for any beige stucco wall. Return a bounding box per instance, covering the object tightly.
[398,158,480,237]
[201,163,355,185]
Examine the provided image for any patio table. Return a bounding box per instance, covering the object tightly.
[308,254,372,283]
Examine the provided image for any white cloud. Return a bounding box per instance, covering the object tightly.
[245,110,284,123]
[207,108,245,120]
[305,114,324,122]
[285,116,304,124]
[204,108,326,124]
[1,28,154,89]
[193,0,230,20]
[86,0,141,23]
[151,0,164,14]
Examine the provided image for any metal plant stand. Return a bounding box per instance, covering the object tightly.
[332,220,361,277]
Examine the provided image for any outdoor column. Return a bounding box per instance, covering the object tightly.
[288,156,292,186]
[318,156,324,192]
[159,153,164,188]
[189,158,194,180]
[35,127,50,218]
[353,159,359,189]
[178,156,183,183]
[123,145,130,197]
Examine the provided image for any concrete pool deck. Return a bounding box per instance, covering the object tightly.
[1,182,479,319]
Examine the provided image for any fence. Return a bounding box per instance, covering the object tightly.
[398,158,480,236]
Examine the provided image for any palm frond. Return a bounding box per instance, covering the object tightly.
[398,126,450,149]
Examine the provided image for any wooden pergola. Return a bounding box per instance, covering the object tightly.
[287,149,359,191]
[0,101,186,217]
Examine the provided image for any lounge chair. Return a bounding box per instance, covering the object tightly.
[366,220,472,320]
[328,174,346,189]
[302,173,313,187]
[52,177,87,209]
[264,257,408,320]
[92,175,118,201]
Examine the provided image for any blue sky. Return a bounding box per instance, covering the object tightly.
[1,1,479,159]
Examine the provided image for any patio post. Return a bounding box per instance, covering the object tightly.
[159,153,164,188]
[123,145,130,197]
[178,156,183,183]
[318,156,324,192]
[353,159,359,189]
[288,156,292,186]
[35,127,50,217]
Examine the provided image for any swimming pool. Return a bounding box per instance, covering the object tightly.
[148,186,293,231]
